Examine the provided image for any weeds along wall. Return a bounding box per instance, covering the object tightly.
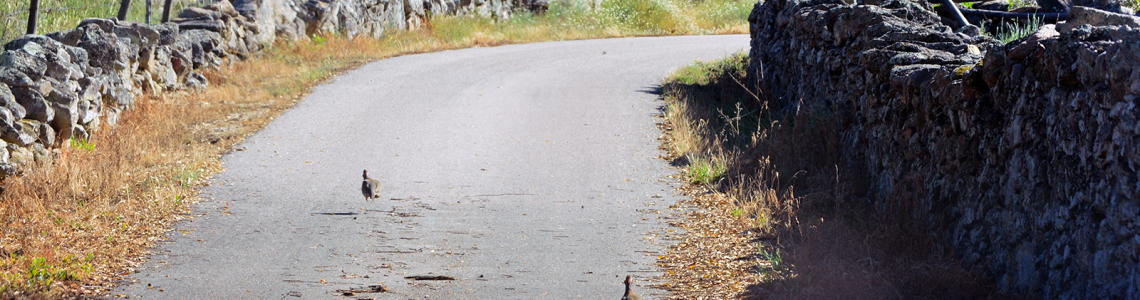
[747,0,1140,298]
[0,0,544,179]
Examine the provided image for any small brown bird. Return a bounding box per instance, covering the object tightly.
[361,170,381,202]
[622,275,641,300]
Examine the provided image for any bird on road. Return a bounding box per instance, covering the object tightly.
[622,275,642,300]
[361,170,381,202]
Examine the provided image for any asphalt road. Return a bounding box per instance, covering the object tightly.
[115,35,748,299]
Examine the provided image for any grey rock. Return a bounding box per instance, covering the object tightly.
[0,106,15,140]
[77,28,130,72]
[77,18,118,34]
[207,0,241,18]
[7,144,31,166]
[1009,24,1060,61]
[176,18,228,33]
[0,162,16,179]
[0,67,36,89]
[10,87,53,123]
[179,7,226,20]
[71,124,88,142]
[37,121,54,147]
[77,100,99,125]
[31,142,49,163]
[102,84,134,109]
[62,45,89,68]
[104,107,121,128]
[15,120,41,146]
[46,86,78,142]
[174,29,222,69]
[231,0,260,19]
[0,48,48,81]
[1058,6,1140,32]
[50,101,75,142]
[132,23,163,49]
[46,28,86,46]
[153,23,180,46]
[0,83,26,120]
[185,72,209,90]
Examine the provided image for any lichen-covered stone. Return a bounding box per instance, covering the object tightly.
[9,87,53,123]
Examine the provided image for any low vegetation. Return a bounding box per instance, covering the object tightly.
[984,15,1044,44]
[656,53,1000,299]
[0,0,204,45]
[0,0,754,297]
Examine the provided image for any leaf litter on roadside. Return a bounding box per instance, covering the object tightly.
[655,183,777,299]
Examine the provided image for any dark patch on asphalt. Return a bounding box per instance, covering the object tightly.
[405,275,456,280]
[335,285,388,296]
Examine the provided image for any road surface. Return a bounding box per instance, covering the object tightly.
[115,34,748,299]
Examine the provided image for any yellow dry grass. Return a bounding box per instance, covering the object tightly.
[0,0,756,296]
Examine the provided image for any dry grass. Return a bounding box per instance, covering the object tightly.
[656,53,1000,299]
[0,1,756,296]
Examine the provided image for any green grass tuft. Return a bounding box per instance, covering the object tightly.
[986,16,1043,44]
[687,155,726,184]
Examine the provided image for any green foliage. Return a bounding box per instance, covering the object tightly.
[756,244,785,275]
[1,0,200,46]
[26,257,79,290]
[69,138,95,152]
[173,167,200,187]
[311,34,327,45]
[668,52,749,85]
[687,155,726,184]
[985,16,1043,44]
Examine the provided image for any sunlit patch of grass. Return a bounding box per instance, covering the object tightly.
[668,55,749,86]
[68,138,95,152]
[686,154,726,184]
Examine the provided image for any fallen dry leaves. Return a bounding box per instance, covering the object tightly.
[655,182,772,299]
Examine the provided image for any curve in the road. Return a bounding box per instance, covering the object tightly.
[115,34,748,299]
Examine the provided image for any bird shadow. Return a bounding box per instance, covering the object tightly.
[314,212,360,216]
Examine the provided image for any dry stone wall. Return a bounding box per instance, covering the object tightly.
[0,0,543,180]
[747,0,1140,298]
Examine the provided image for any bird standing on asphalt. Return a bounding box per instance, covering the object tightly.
[361,170,381,202]
[622,275,642,300]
